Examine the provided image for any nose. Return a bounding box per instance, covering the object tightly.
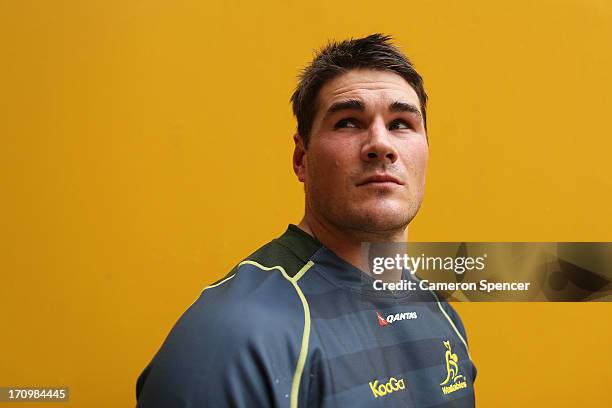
[360,119,398,164]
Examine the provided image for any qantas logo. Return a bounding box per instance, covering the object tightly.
[376,311,418,327]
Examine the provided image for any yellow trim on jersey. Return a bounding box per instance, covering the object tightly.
[410,273,472,361]
[238,259,315,408]
[203,273,236,291]
[430,290,472,361]
[293,260,314,282]
[188,273,236,309]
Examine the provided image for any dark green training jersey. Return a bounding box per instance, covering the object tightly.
[136,225,476,407]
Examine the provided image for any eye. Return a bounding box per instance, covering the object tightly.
[388,119,411,130]
[334,118,359,129]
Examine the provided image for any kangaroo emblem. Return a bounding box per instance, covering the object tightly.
[440,340,465,386]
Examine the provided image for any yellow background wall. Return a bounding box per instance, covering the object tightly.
[1,0,611,406]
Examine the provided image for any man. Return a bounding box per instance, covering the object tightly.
[136,34,476,407]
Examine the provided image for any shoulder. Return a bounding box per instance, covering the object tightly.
[184,261,304,342]
[145,226,322,368]
[136,230,321,405]
[205,224,321,290]
[194,229,318,318]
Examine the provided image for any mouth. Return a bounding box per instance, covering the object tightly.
[356,174,403,187]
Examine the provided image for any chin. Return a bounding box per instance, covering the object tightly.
[345,203,415,235]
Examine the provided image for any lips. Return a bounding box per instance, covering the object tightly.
[357,174,403,186]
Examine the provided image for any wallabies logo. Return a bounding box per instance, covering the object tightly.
[439,340,468,395]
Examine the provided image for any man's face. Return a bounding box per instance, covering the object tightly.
[294,69,429,236]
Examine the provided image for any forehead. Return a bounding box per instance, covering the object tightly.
[316,69,420,112]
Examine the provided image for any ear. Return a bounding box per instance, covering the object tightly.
[292,133,306,183]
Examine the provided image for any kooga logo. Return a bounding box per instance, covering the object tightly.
[369,377,406,398]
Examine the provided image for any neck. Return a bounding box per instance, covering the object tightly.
[297,208,408,283]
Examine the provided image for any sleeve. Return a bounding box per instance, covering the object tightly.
[136,282,303,407]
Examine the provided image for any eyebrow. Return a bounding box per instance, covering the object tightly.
[389,101,422,119]
[323,99,422,120]
[324,99,365,118]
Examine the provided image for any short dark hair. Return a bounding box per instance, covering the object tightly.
[290,33,428,147]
